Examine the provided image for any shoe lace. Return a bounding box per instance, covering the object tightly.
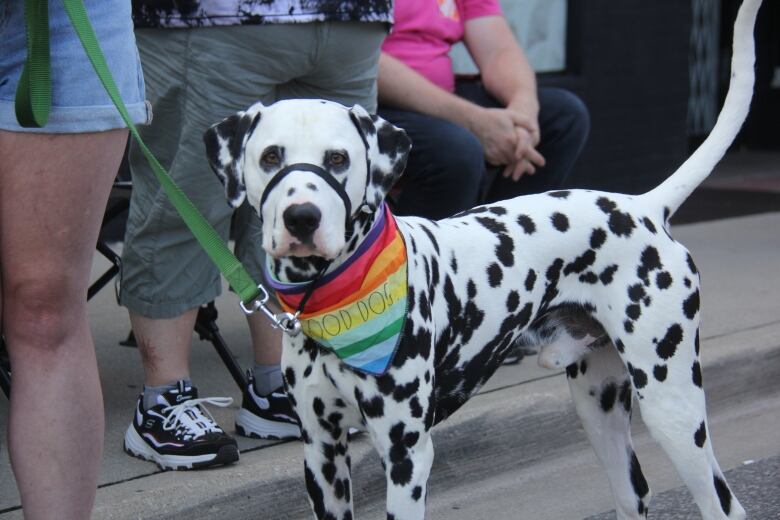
[161,397,233,440]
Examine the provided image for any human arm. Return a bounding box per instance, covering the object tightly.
[464,15,545,179]
[377,52,520,166]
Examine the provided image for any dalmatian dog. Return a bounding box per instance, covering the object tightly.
[203,1,760,517]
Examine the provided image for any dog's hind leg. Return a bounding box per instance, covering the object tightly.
[617,325,745,520]
[567,345,651,519]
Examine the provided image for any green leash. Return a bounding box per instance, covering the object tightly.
[14,0,293,326]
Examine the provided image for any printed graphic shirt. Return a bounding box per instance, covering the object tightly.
[132,0,393,28]
[381,0,502,92]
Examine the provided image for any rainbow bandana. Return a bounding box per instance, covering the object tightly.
[265,204,408,375]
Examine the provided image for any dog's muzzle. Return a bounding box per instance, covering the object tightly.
[259,163,353,229]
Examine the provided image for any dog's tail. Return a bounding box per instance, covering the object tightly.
[643,0,761,220]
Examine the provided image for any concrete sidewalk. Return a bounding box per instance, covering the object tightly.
[1,158,779,518]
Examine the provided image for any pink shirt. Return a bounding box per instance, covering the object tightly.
[381,0,503,93]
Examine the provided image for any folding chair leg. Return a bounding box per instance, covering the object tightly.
[0,338,11,398]
[195,302,248,390]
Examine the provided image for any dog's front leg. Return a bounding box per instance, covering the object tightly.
[301,430,353,520]
[359,376,435,520]
[283,342,354,520]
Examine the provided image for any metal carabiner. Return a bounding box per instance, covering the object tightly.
[240,285,302,337]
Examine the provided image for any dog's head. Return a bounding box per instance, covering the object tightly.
[204,99,411,260]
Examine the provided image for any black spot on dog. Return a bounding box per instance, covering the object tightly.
[284,367,296,388]
[418,292,431,321]
[496,234,515,267]
[313,398,325,417]
[487,263,503,287]
[388,422,418,486]
[694,421,707,448]
[615,339,625,353]
[322,461,337,484]
[506,291,520,312]
[467,279,477,299]
[686,254,698,275]
[489,206,507,216]
[420,225,440,255]
[551,212,570,232]
[624,320,634,333]
[354,389,385,418]
[305,463,327,519]
[713,474,732,515]
[656,271,673,289]
[590,228,607,249]
[609,211,636,237]
[476,216,508,235]
[653,364,668,381]
[580,359,588,375]
[393,378,420,402]
[637,247,662,285]
[597,197,617,213]
[546,258,564,283]
[450,254,458,273]
[412,485,423,501]
[409,397,423,418]
[627,363,648,389]
[600,382,617,412]
[599,265,619,285]
[642,217,657,234]
[628,283,647,303]
[566,363,579,379]
[626,304,642,320]
[524,269,537,291]
[517,214,536,234]
[304,365,313,378]
[376,374,396,395]
[619,380,633,412]
[597,198,636,237]
[692,361,703,387]
[656,324,683,360]
[334,478,345,500]
[695,329,700,356]
[630,451,650,499]
[548,190,571,199]
[683,289,700,320]
[579,272,599,284]
[564,249,597,275]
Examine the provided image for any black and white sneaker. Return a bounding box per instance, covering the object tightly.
[235,374,300,440]
[123,381,239,470]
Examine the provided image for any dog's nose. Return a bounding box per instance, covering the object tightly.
[283,203,322,240]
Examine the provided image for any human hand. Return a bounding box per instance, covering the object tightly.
[469,107,520,166]
[502,125,546,181]
[506,98,540,146]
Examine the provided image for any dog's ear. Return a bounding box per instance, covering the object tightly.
[203,102,264,208]
[348,105,412,211]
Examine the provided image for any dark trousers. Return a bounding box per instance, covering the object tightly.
[378,82,590,220]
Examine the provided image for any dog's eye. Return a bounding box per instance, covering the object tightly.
[261,148,282,167]
[328,152,347,167]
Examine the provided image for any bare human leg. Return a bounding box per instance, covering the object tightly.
[0,128,127,520]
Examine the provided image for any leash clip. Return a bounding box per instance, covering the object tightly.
[240,285,302,337]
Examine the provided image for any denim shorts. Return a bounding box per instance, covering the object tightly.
[0,0,150,133]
